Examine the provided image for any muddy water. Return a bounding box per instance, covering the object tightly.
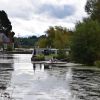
[0,54,100,100]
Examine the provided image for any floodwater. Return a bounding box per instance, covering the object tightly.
[0,54,100,100]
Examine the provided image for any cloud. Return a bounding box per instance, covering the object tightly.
[0,0,87,37]
[0,0,37,20]
[38,4,76,19]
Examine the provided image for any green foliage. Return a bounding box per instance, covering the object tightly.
[7,47,12,51]
[36,35,47,48]
[56,49,67,60]
[46,26,55,47]
[95,60,100,67]
[14,35,38,48]
[0,10,12,35]
[71,20,100,65]
[48,26,71,49]
[31,54,45,61]
[85,0,96,14]
[37,26,71,49]
[85,0,100,22]
[7,45,13,51]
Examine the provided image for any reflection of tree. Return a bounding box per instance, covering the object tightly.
[0,54,13,59]
[33,63,36,73]
[0,63,14,99]
[0,54,14,64]
[32,63,44,73]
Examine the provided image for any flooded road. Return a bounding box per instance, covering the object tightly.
[0,54,100,100]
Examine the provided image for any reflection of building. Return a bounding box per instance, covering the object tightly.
[0,32,14,51]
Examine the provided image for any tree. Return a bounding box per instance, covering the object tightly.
[46,26,55,47]
[45,26,71,49]
[71,20,100,65]
[36,26,72,49]
[14,35,38,48]
[85,0,100,22]
[0,10,12,36]
[36,35,47,48]
[8,31,15,42]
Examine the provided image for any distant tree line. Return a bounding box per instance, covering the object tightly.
[14,36,38,48]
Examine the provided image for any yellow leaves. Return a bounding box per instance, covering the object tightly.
[37,26,72,49]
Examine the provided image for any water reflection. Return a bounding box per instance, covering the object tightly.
[27,63,100,100]
[24,64,74,100]
[71,68,100,100]
[0,54,14,63]
[0,54,100,100]
[0,63,14,99]
[32,63,44,73]
[33,63,36,71]
[0,53,14,59]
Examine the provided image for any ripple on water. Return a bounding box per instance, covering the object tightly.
[70,68,100,100]
[0,54,100,100]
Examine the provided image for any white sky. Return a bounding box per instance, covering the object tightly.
[0,0,87,37]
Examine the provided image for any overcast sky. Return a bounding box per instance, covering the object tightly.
[0,0,87,37]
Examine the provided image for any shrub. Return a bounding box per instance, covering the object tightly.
[95,60,100,67]
[31,54,45,61]
[7,45,13,51]
[56,49,68,61]
[71,20,100,65]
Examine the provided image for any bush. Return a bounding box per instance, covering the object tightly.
[7,45,13,51]
[31,54,45,61]
[95,60,100,67]
[71,20,100,65]
[56,49,69,61]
